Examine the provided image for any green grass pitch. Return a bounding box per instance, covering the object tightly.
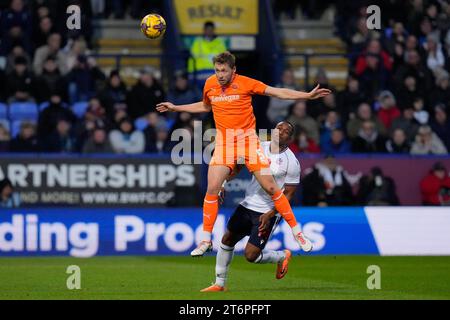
[1,255,450,300]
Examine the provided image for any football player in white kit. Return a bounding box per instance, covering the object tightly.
[201,121,312,292]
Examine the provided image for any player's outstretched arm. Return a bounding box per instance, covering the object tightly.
[264,84,331,100]
[156,101,212,113]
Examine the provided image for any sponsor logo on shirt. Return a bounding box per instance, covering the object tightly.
[211,95,240,103]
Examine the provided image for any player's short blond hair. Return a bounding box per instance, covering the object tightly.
[213,51,236,69]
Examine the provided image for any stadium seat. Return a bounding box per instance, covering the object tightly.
[0,103,7,119]
[9,102,38,121]
[39,102,50,112]
[71,101,89,118]
[135,117,149,131]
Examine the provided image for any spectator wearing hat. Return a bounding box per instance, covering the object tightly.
[37,93,76,139]
[420,162,450,205]
[377,90,401,130]
[0,178,21,208]
[410,125,448,155]
[430,104,450,151]
[110,117,145,154]
[5,55,36,103]
[9,121,40,153]
[5,44,32,74]
[127,68,165,120]
[82,125,114,154]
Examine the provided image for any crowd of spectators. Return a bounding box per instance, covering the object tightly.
[268,0,450,156]
[0,0,449,157]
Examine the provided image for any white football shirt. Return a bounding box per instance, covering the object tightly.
[240,141,301,213]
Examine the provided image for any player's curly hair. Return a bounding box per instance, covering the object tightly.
[213,51,236,69]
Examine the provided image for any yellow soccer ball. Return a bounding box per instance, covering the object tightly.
[140,14,166,39]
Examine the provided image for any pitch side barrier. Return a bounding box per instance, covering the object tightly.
[1,154,449,207]
[1,207,449,257]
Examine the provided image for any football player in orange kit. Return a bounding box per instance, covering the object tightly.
[156,51,331,257]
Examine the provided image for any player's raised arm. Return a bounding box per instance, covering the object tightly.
[264,84,331,100]
[156,101,212,113]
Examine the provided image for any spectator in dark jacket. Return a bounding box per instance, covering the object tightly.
[351,120,387,153]
[127,69,165,120]
[9,121,40,152]
[5,56,35,101]
[98,69,128,114]
[430,104,450,151]
[337,74,366,123]
[37,94,77,139]
[67,55,105,103]
[385,128,410,153]
[357,167,400,205]
[34,55,67,103]
[420,162,450,205]
[43,118,77,153]
[167,71,201,106]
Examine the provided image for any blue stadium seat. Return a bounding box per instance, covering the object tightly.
[71,101,89,118]
[39,102,50,112]
[9,102,38,121]
[0,103,7,119]
[135,117,149,131]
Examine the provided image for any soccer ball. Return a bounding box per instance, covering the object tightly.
[140,14,166,39]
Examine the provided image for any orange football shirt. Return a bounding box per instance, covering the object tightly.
[203,74,268,136]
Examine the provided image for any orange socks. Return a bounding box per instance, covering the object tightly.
[203,194,219,236]
[271,190,298,228]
